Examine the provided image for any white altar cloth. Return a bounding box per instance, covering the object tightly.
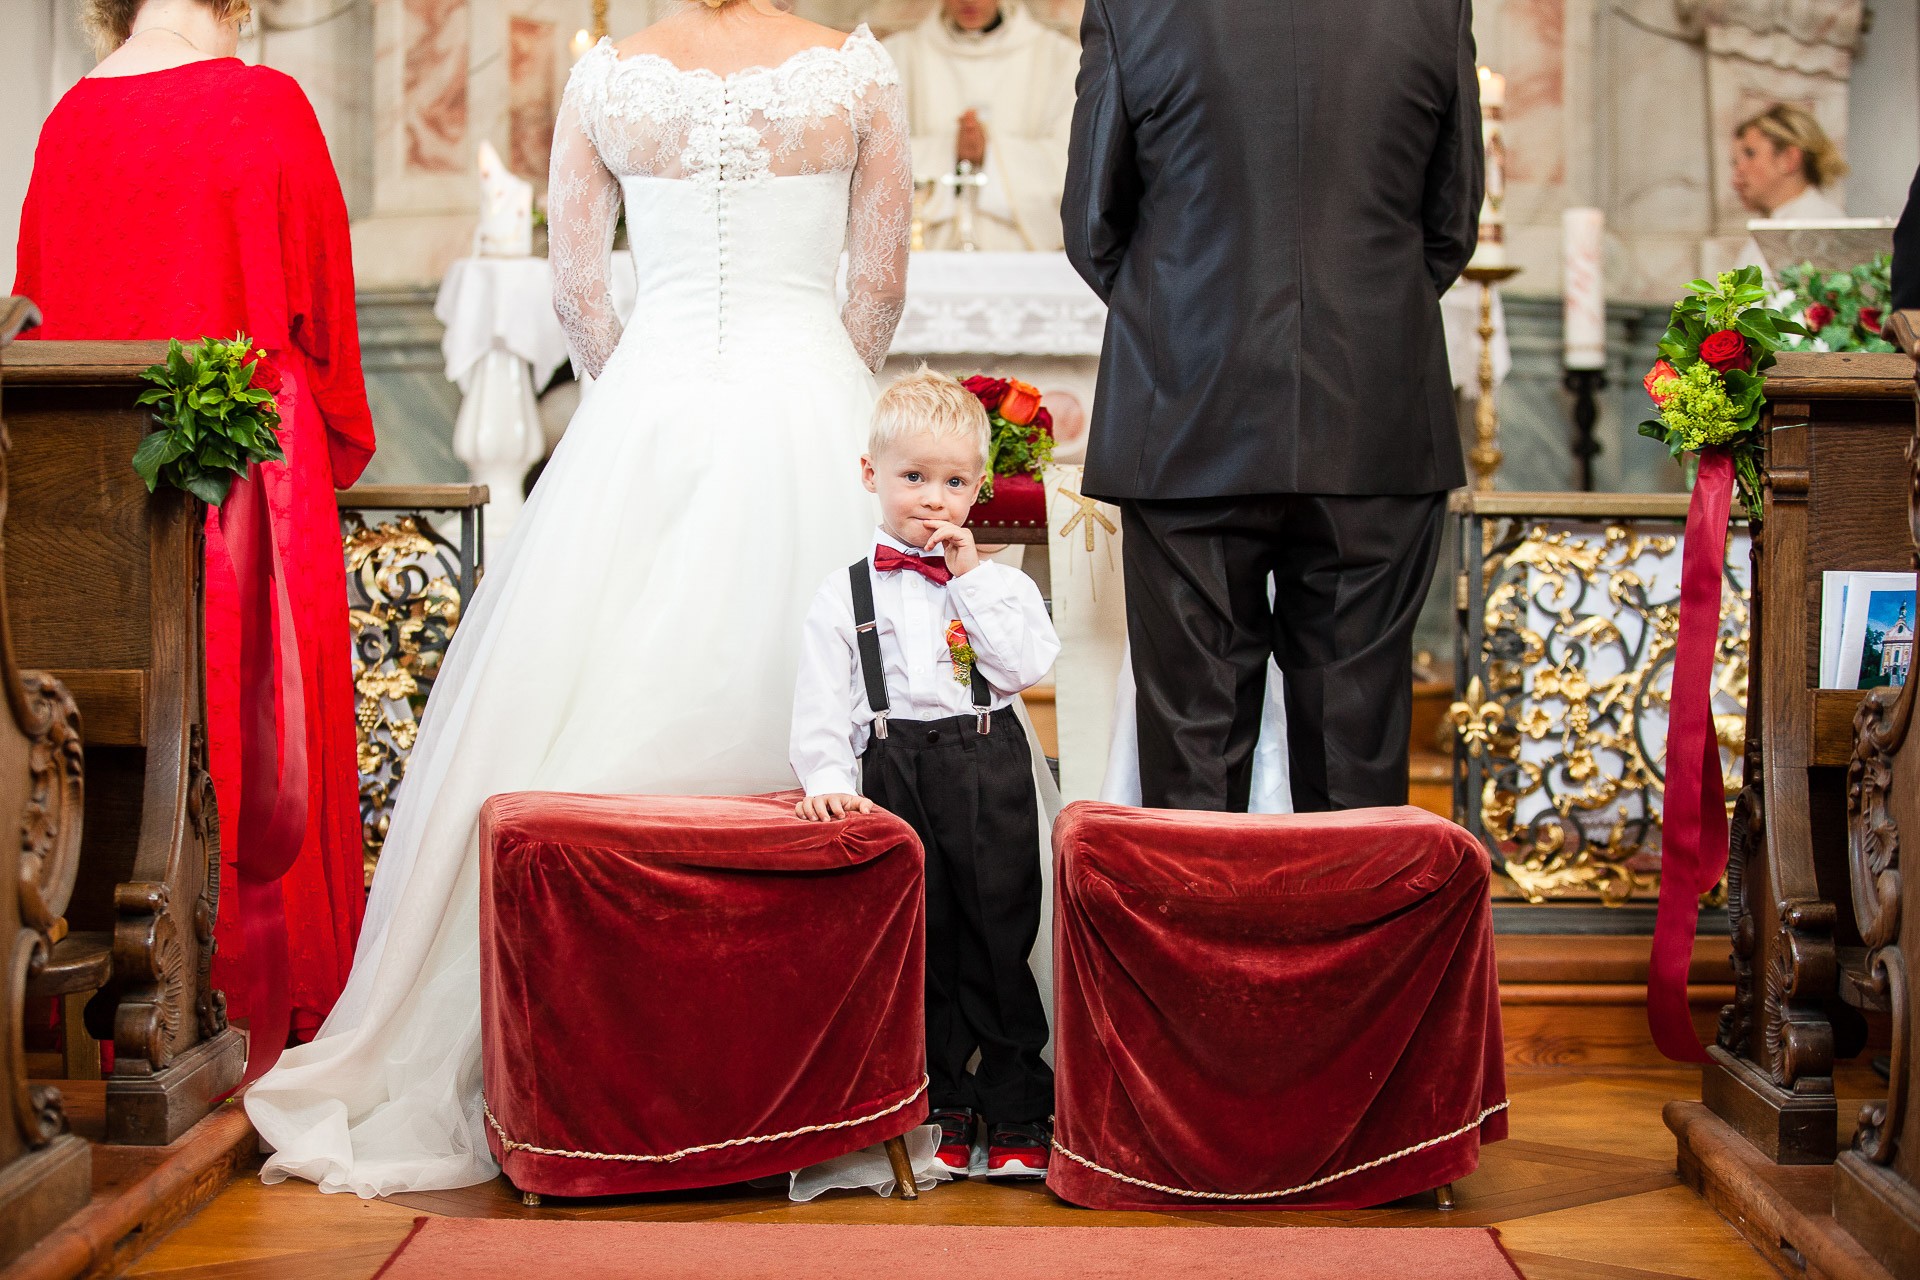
[435,250,1504,389]
[879,252,1105,356]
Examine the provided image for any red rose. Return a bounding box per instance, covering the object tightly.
[999,380,1043,427]
[1698,329,1751,374]
[1802,303,1836,332]
[1643,359,1680,406]
[961,375,1009,410]
[1861,307,1883,334]
[250,351,283,394]
[1032,406,1053,437]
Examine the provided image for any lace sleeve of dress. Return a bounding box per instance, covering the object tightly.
[842,75,912,373]
[549,63,624,380]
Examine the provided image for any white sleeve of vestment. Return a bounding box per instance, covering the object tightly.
[948,563,1060,695]
[790,581,864,796]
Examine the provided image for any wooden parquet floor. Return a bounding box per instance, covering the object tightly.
[113,1067,1830,1280]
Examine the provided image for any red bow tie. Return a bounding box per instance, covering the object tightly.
[874,545,952,586]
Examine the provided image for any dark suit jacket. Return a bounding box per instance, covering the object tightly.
[1895,164,1919,313]
[1064,0,1482,500]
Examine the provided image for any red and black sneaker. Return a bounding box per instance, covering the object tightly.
[985,1119,1051,1179]
[930,1107,977,1174]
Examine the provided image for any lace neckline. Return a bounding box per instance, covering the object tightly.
[598,24,876,83]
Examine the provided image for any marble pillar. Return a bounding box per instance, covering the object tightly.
[509,15,557,181]
[252,0,377,216]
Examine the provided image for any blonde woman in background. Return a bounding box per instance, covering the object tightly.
[1732,102,1848,220]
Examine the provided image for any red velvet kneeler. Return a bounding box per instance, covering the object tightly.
[1047,802,1507,1210]
[478,792,929,1198]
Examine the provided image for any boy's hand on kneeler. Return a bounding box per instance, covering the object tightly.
[796,793,876,822]
[924,521,981,578]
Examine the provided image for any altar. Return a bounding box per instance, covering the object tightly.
[873,251,1106,458]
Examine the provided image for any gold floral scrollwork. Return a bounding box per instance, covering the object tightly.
[342,512,467,885]
[1458,516,1750,904]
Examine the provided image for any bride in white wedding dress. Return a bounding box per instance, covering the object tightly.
[245,2,923,1197]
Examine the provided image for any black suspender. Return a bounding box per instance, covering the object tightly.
[848,557,995,737]
[848,560,891,740]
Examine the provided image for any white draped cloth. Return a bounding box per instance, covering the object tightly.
[884,2,1078,252]
[435,254,640,392]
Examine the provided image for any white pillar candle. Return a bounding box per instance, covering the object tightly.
[1562,207,1607,370]
[1477,65,1506,110]
[1470,67,1508,269]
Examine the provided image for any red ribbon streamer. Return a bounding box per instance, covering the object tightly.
[218,465,309,1088]
[1649,446,1735,1063]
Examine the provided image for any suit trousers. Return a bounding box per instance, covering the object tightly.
[861,707,1053,1124]
[1119,493,1448,813]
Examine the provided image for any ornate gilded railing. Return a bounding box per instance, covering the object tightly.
[338,484,488,885]
[1449,491,1750,904]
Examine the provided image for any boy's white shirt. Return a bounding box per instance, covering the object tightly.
[790,526,1061,796]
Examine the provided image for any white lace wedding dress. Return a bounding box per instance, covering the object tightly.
[245,26,930,1198]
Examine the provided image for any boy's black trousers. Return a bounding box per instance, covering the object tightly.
[861,706,1053,1125]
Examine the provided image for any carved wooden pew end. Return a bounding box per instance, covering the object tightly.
[1,340,243,1148]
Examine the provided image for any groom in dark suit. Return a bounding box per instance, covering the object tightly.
[1064,0,1483,812]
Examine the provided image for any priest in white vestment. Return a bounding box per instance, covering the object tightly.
[883,1,1079,252]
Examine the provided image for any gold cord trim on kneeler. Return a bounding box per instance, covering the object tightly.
[1050,1099,1510,1201]
[483,1075,931,1164]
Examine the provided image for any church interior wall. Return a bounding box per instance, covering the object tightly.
[2,0,1915,499]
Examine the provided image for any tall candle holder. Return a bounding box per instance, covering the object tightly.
[1462,263,1521,491]
[1564,367,1606,490]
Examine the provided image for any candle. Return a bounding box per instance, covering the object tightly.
[1477,66,1506,109]
[1469,66,1508,269]
[569,27,594,60]
[1563,208,1607,370]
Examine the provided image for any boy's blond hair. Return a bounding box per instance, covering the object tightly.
[870,366,990,472]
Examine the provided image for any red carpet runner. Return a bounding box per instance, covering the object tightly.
[373,1219,1523,1280]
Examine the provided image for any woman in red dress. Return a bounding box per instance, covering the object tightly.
[14,0,376,1043]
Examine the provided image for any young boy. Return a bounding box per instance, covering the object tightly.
[790,368,1060,1178]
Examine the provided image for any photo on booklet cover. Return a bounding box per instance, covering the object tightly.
[1821,572,1919,690]
[1820,571,1912,690]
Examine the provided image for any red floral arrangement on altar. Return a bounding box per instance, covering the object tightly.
[962,375,1056,506]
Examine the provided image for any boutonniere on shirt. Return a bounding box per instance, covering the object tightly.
[945,620,977,687]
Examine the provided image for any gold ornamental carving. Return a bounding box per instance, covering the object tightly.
[343,512,468,884]
[1454,515,1750,903]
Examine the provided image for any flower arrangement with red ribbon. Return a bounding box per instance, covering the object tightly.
[133,334,288,504]
[1636,268,1802,1064]
[962,374,1056,502]
[136,333,304,1088]
[1637,267,1802,520]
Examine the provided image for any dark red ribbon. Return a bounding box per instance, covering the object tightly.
[219,465,309,1088]
[1649,446,1735,1062]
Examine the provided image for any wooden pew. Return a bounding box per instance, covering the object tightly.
[0,299,91,1264]
[0,339,242,1145]
[1703,350,1913,1164]
[1840,309,1920,1278]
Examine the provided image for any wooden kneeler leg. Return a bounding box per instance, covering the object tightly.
[1435,1182,1456,1211]
[884,1135,919,1201]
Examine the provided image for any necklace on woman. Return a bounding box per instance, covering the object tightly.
[130,26,204,53]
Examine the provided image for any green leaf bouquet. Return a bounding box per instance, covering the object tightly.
[1776,253,1896,354]
[133,335,287,506]
[1637,267,1805,521]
